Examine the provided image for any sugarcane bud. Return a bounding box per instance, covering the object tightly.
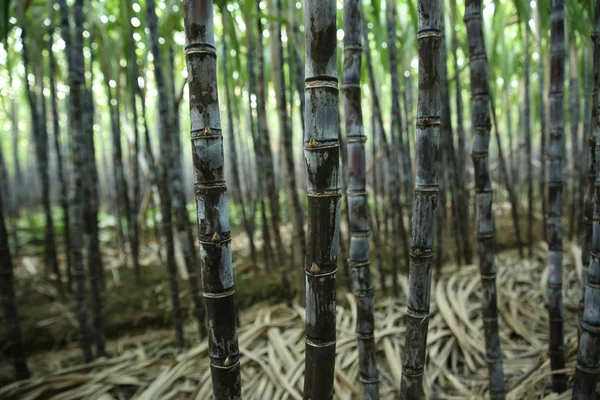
[212,232,220,243]
[414,248,422,257]
[308,137,318,148]
[310,263,320,274]
[224,356,232,367]
[204,127,212,136]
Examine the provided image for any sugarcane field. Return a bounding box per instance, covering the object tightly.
[0,0,599,398]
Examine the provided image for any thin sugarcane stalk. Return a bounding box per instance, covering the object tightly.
[222,11,257,273]
[464,0,505,397]
[83,28,105,356]
[450,0,473,265]
[59,0,93,363]
[303,1,339,398]
[343,0,378,397]
[400,0,441,397]
[386,0,412,221]
[339,120,353,293]
[146,0,185,348]
[47,18,72,294]
[183,1,242,397]
[525,22,534,257]
[545,0,567,392]
[386,0,411,297]
[122,0,141,282]
[0,138,29,381]
[536,0,548,242]
[569,41,580,241]
[581,137,596,330]
[20,9,63,298]
[581,50,593,236]
[269,0,307,299]
[255,0,292,302]
[440,3,464,267]
[166,41,207,340]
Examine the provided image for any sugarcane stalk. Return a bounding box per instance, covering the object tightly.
[400,0,441,397]
[303,1,340,398]
[464,0,505,397]
[343,0,379,397]
[183,1,242,398]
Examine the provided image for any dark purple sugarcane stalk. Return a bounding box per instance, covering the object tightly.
[343,0,379,397]
[400,0,441,397]
[545,0,567,391]
[60,0,93,362]
[303,1,340,398]
[449,0,472,265]
[568,42,580,241]
[183,1,242,398]
[525,20,534,257]
[464,0,505,397]
[572,2,600,397]
[0,144,29,381]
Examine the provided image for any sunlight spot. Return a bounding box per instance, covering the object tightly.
[100,15,108,24]
[109,80,117,88]
[337,29,344,41]
[382,42,387,49]
[233,71,239,80]
[133,32,141,41]
[133,3,141,12]
[497,77,504,86]
[159,37,165,44]
[259,1,266,10]
[511,80,518,88]
[533,52,539,60]
[404,71,410,78]
[296,2,301,9]
[109,15,116,22]
[131,17,141,27]
[411,58,418,69]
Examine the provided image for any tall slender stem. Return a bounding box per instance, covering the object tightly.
[464,0,505,397]
[303,2,339,398]
[400,0,441,397]
[546,0,567,391]
[183,1,242,398]
[343,0,378,397]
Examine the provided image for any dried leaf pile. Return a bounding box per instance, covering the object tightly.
[0,247,586,399]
